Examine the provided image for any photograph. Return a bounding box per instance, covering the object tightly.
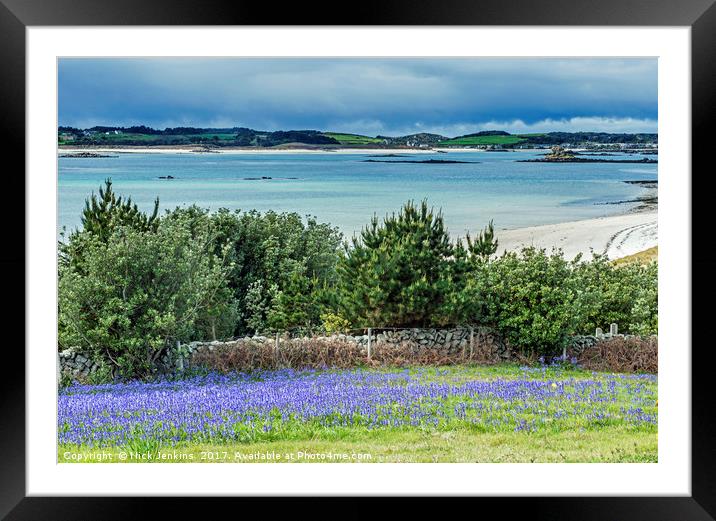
[3,6,707,514]
[0,0,709,509]
[55,56,660,464]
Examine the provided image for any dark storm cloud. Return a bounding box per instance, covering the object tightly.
[58,58,657,136]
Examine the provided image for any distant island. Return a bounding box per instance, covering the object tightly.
[58,126,658,152]
[518,146,658,164]
[362,159,478,164]
[58,151,118,158]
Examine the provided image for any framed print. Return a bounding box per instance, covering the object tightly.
[2,0,715,518]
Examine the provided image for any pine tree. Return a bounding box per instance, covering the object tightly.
[466,219,498,260]
[336,200,454,327]
[80,178,159,241]
[60,179,160,271]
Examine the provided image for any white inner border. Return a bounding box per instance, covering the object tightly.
[27,27,691,496]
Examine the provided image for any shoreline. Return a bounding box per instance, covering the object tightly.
[496,208,657,261]
[57,146,545,155]
[58,146,657,260]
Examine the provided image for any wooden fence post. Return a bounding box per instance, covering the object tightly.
[469,326,474,359]
[176,340,184,372]
[367,328,372,361]
[275,332,280,365]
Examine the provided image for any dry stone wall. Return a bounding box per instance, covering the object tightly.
[58,348,102,381]
[57,326,655,381]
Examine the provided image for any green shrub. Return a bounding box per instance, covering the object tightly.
[58,213,236,379]
[320,312,351,334]
[457,248,658,355]
[197,207,343,335]
[573,255,657,335]
[462,247,588,356]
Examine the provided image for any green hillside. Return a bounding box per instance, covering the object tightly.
[438,135,527,146]
[322,133,384,145]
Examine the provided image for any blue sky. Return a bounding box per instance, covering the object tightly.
[58,58,657,136]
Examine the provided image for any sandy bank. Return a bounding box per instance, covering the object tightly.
[497,210,657,261]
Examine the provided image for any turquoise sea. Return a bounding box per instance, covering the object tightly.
[58,150,657,241]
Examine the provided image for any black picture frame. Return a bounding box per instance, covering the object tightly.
[2,0,714,518]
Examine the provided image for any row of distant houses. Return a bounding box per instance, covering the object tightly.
[405,141,431,148]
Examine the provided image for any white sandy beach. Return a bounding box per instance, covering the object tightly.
[58,146,545,155]
[59,146,440,155]
[497,210,657,261]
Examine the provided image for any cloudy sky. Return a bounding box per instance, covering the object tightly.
[58,58,657,136]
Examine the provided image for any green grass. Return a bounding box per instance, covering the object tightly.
[59,427,657,463]
[322,132,383,145]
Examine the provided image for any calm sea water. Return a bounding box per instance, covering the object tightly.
[58,150,657,241]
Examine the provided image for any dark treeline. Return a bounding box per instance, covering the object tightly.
[59,126,341,147]
[60,125,236,135]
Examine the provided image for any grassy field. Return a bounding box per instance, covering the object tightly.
[322,132,384,145]
[59,428,656,463]
[58,364,657,463]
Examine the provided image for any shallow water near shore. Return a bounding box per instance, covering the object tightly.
[58,149,657,240]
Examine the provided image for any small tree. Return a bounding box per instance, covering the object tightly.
[266,271,327,334]
[80,178,158,240]
[336,200,455,327]
[60,179,159,271]
[466,219,498,260]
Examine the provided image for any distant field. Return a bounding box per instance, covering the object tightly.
[322,133,383,145]
[438,135,527,146]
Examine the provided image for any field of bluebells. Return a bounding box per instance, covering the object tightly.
[58,364,657,462]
